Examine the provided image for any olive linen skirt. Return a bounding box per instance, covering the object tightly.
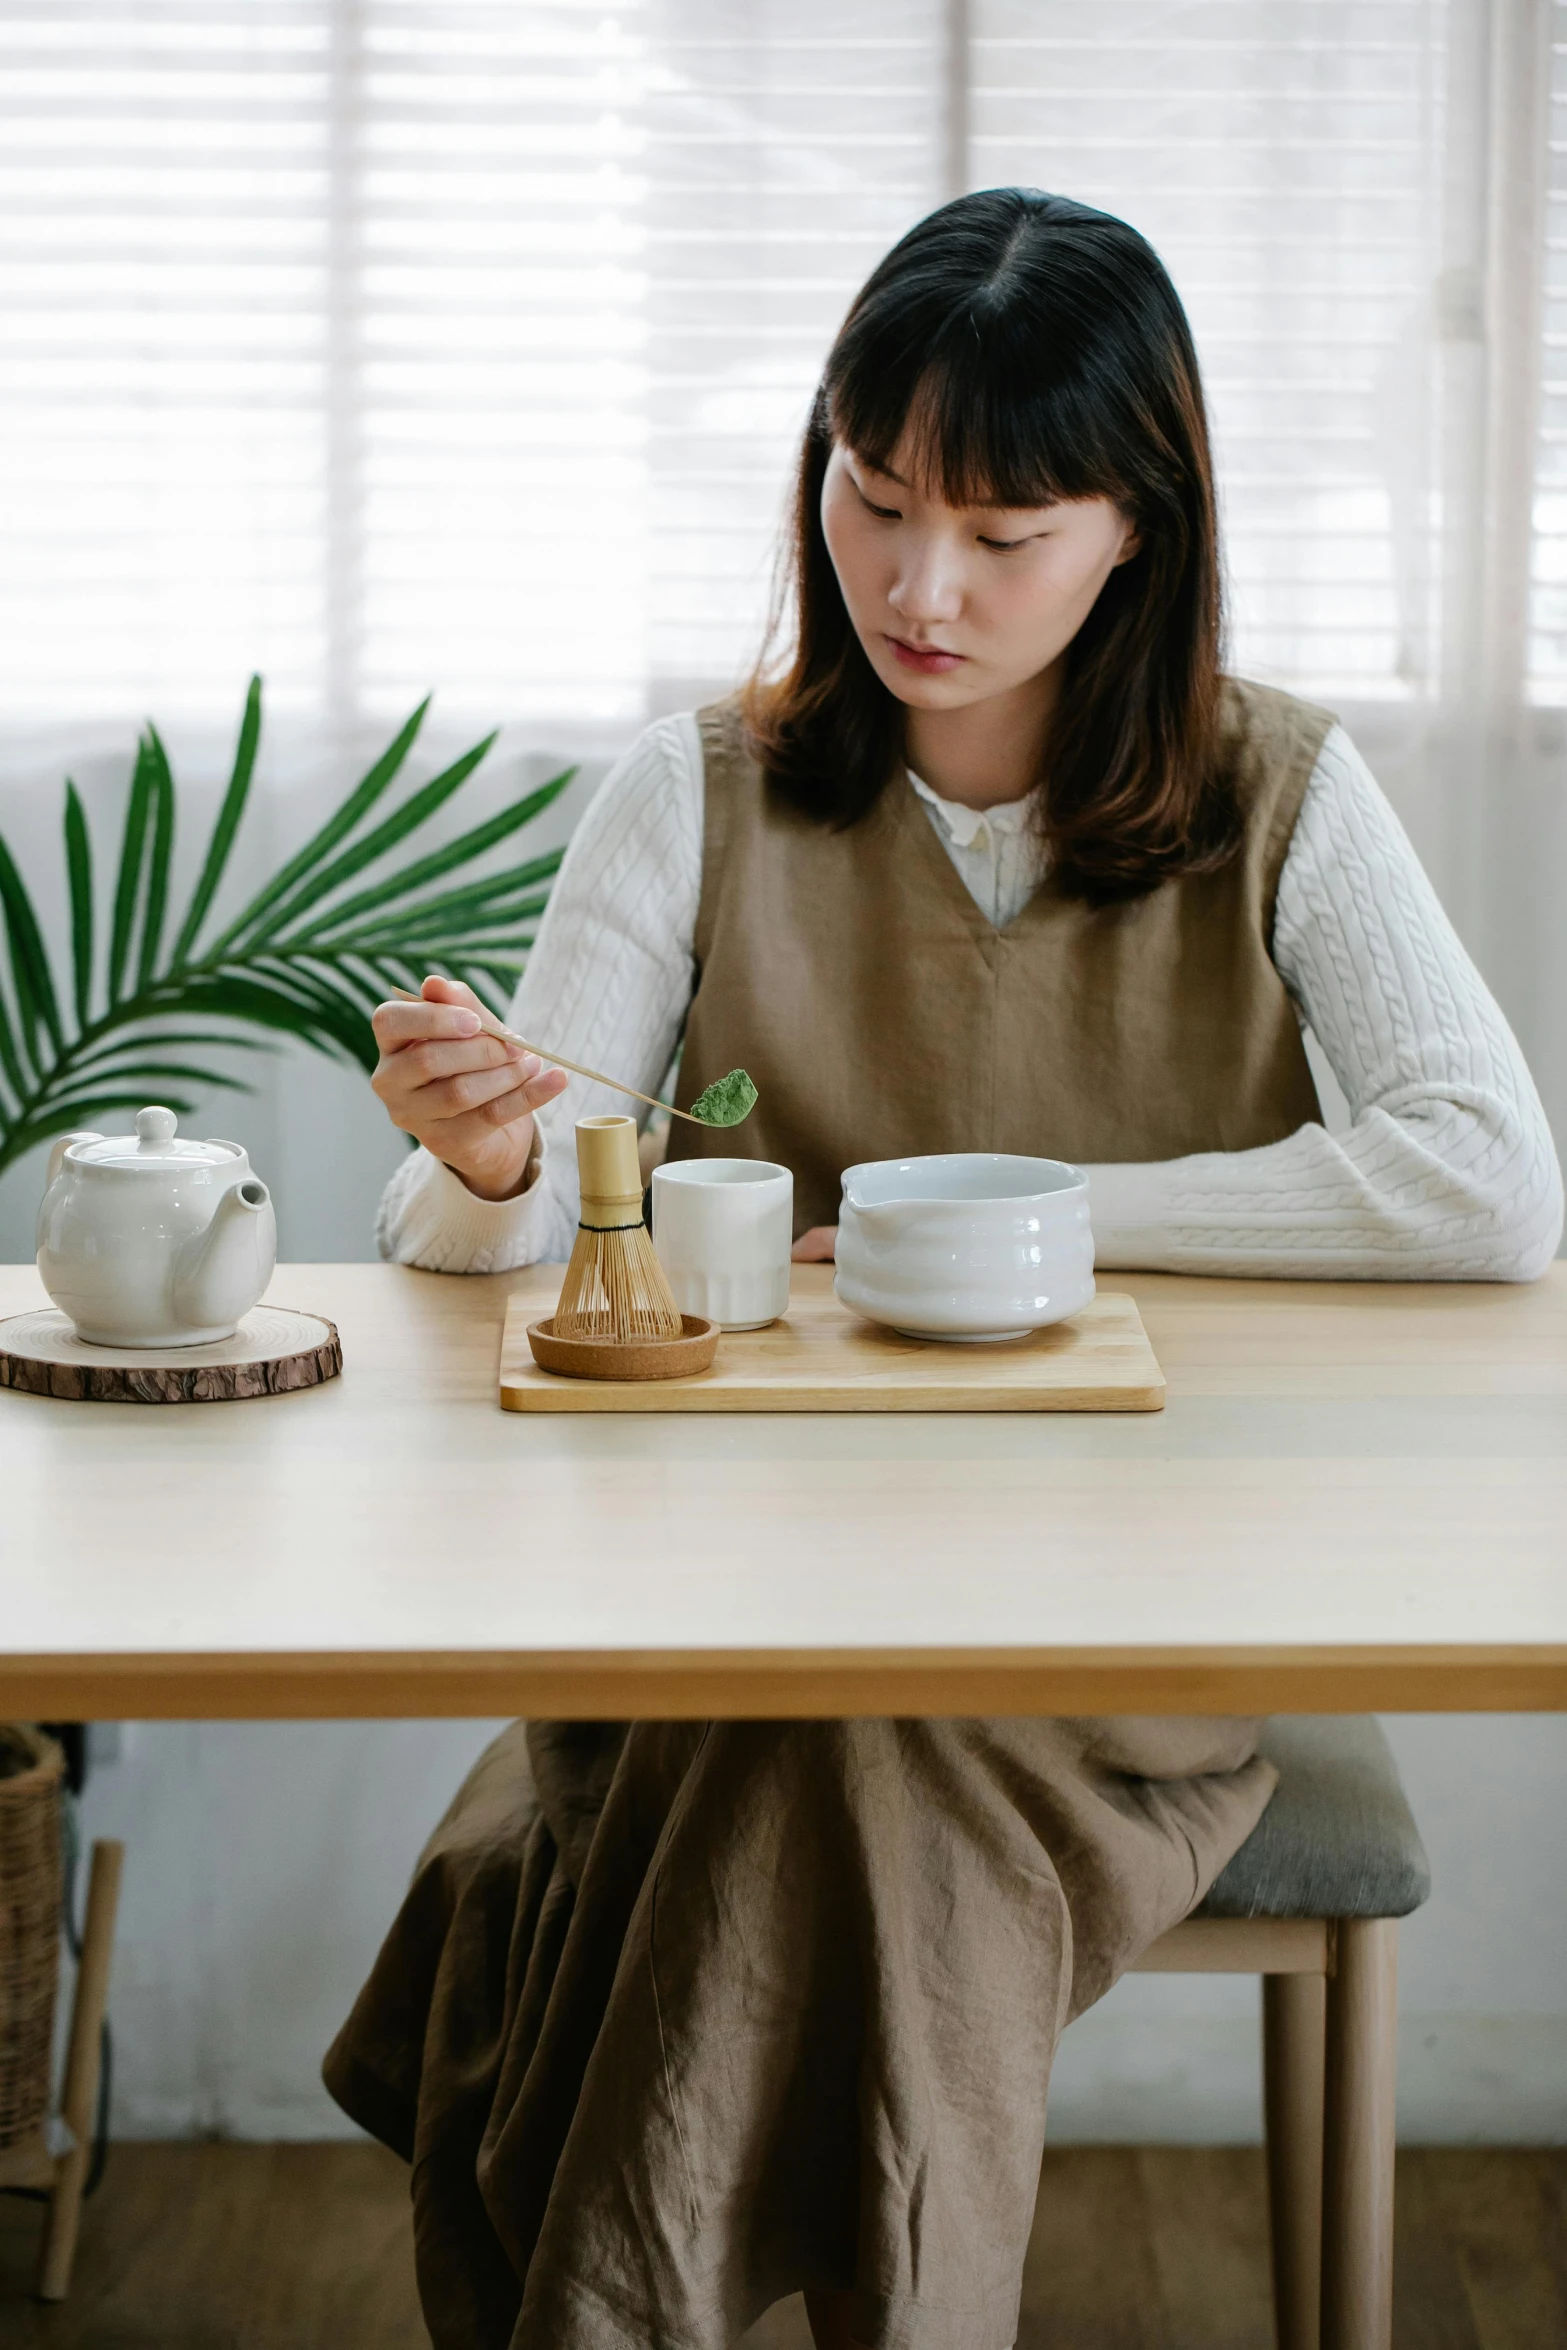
[324,1716,1275,2350]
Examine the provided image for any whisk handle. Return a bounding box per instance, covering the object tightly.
[574,1115,646,1229]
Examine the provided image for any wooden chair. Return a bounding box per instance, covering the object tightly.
[0,1838,124,2300]
[1130,1718,1430,2350]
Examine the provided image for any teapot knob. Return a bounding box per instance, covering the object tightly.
[136,1106,178,1148]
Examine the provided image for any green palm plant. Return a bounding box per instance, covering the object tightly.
[0,677,571,1180]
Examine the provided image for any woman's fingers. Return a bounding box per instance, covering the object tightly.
[435,1094,553,1159]
[404,1059,566,1134]
[397,1033,522,1087]
[393,1053,547,1123]
[791,1224,838,1262]
[430,1073,567,1159]
[372,997,483,1050]
[493,1065,569,1121]
[370,1033,515,1119]
[366,977,557,1198]
[372,971,502,1047]
[418,973,484,1013]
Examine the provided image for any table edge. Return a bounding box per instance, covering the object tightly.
[4,1646,1564,1717]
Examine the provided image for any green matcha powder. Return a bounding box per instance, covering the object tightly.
[688,1068,758,1127]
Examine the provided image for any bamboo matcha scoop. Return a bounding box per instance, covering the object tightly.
[388,986,757,1128]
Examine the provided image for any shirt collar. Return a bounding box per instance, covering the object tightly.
[907,767,1036,848]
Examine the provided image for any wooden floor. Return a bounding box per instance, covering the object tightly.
[1,2143,1563,2348]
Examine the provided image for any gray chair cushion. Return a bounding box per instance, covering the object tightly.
[1201,1716,1431,1920]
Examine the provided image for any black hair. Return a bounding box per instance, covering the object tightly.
[746,188,1235,903]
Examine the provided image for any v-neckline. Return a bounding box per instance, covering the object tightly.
[892,771,1056,941]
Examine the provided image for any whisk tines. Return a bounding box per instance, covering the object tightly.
[553,1115,682,1343]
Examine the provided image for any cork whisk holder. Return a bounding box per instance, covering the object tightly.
[528,1116,719,1381]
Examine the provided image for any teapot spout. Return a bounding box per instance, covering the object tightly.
[172,1179,277,1340]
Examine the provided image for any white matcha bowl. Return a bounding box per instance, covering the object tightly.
[834,1153,1094,1342]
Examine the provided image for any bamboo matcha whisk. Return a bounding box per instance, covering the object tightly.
[554,1115,683,1343]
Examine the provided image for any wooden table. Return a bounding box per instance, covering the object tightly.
[2,1260,1564,1719]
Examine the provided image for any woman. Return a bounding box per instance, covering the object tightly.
[326,193,1561,2350]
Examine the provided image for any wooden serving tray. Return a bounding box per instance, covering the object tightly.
[498,1264,1164,1413]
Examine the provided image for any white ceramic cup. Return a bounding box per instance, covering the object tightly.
[651,1158,793,1330]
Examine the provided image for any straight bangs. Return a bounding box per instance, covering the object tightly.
[748,188,1232,905]
[826,326,1126,523]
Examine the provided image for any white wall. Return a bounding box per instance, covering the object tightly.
[68,1715,1566,2145]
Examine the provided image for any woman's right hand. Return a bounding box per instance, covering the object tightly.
[370,976,569,1202]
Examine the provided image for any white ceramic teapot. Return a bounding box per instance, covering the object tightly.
[36,1107,277,1346]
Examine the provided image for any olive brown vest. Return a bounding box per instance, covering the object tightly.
[665,678,1330,1232]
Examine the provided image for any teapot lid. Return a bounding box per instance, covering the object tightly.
[71,1107,246,1173]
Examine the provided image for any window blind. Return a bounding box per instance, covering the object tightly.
[0,0,1556,740]
[350,1,648,726]
[972,1,1448,700]
[0,1,652,729]
[0,3,332,721]
[642,0,946,698]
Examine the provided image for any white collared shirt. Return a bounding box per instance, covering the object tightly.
[906,768,1043,931]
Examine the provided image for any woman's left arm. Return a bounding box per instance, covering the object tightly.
[1086,725,1565,1278]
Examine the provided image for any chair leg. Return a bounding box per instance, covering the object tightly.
[1264,1970,1325,2350]
[36,1839,125,2303]
[1321,1919,1398,2350]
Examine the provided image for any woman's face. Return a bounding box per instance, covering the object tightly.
[820,433,1139,714]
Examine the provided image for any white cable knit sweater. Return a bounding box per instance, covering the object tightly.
[377,713,1563,1280]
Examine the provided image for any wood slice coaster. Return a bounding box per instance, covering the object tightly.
[0,1305,341,1405]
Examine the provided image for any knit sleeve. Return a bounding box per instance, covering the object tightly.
[1085,724,1564,1278]
[375,713,704,1274]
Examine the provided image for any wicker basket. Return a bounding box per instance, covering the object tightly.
[0,1724,64,2151]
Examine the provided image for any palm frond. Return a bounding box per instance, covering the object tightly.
[107,733,156,1004]
[202,695,431,958]
[0,678,565,1179]
[279,781,569,946]
[69,1027,270,1070]
[137,724,176,988]
[244,732,500,948]
[461,957,528,998]
[0,993,26,1112]
[3,1088,207,1165]
[0,837,64,1083]
[176,970,381,1070]
[64,783,94,1027]
[313,884,553,954]
[39,1061,255,1106]
[171,672,260,963]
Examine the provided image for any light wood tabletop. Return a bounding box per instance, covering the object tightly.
[2,1260,1564,1719]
